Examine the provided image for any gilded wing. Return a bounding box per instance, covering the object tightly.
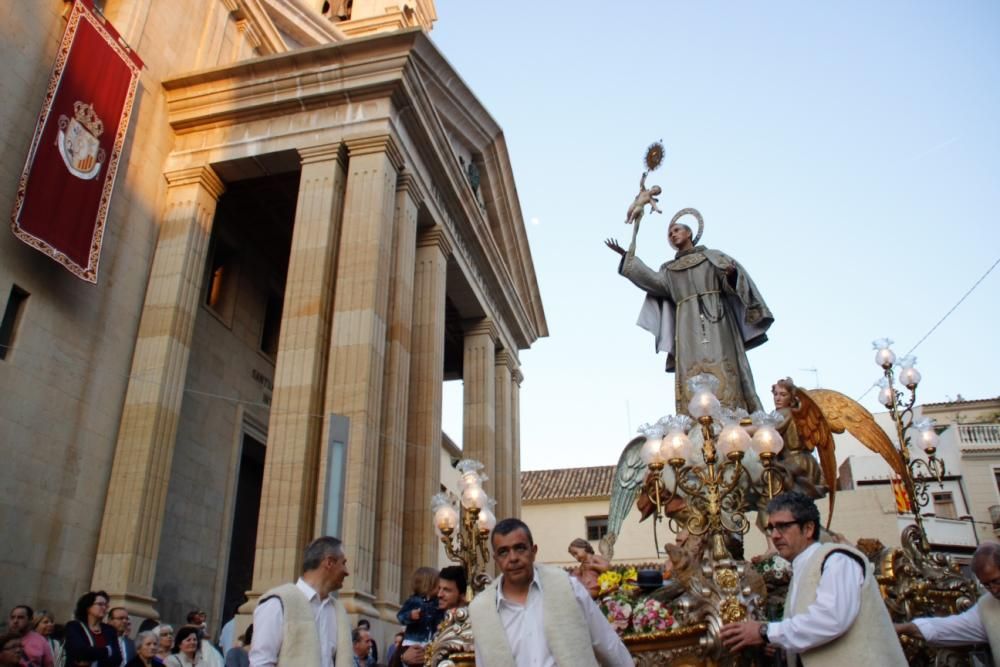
[792,391,839,527]
[599,436,647,559]
[805,388,907,480]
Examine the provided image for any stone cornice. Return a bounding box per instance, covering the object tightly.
[395,172,423,204]
[415,227,451,257]
[512,369,524,386]
[463,318,498,344]
[163,166,226,200]
[345,133,404,172]
[494,349,519,374]
[297,142,347,166]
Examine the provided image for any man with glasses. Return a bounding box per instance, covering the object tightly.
[719,491,906,665]
[106,608,135,666]
[469,518,634,666]
[896,541,1000,660]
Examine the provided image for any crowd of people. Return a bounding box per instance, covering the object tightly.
[6,494,1000,667]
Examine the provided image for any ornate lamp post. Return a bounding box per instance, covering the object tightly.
[873,338,945,551]
[431,459,496,598]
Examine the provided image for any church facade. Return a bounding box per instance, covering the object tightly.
[0,0,546,630]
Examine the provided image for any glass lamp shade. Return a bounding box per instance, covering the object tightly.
[461,484,487,510]
[717,423,751,458]
[688,390,721,419]
[751,424,784,455]
[459,470,481,489]
[898,366,922,388]
[661,430,693,462]
[917,428,940,451]
[878,385,895,407]
[434,504,459,533]
[477,507,497,533]
[875,347,896,368]
[640,436,665,465]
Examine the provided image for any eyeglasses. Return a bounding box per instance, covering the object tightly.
[764,520,801,534]
[980,575,1000,591]
[494,543,531,560]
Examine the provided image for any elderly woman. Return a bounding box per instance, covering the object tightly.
[32,611,65,667]
[127,631,158,667]
[64,591,123,667]
[164,626,213,667]
[567,538,610,598]
[152,625,174,664]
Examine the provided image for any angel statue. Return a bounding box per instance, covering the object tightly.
[605,209,773,415]
[625,172,662,228]
[600,380,909,559]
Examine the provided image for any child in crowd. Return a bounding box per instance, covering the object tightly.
[395,567,443,646]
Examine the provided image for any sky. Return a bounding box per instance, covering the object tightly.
[430,1,1000,472]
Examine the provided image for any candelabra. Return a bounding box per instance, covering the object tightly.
[873,338,945,551]
[639,374,786,562]
[431,459,496,599]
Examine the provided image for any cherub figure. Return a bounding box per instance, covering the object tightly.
[625,171,662,226]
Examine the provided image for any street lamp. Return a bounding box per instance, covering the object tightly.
[431,459,495,599]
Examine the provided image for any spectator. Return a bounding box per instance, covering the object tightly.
[151,626,173,664]
[8,605,52,667]
[383,633,403,666]
[127,631,157,667]
[396,568,442,648]
[31,611,63,667]
[107,608,135,665]
[164,626,211,667]
[350,629,372,667]
[0,633,24,667]
[353,622,376,664]
[182,614,220,667]
[222,625,250,667]
[65,593,122,667]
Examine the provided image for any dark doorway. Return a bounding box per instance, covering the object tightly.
[222,432,266,623]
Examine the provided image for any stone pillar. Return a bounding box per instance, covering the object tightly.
[511,368,524,518]
[493,351,513,519]
[91,166,225,618]
[463,320,497,483]
[401,228,450,582]
[318,135,403,615]
[372,174,420,619]
[243,145,347,610]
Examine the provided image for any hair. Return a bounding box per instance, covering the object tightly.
[438,566,467,595]
[356,619,369,629]
[242,624,253,646]
[302,536,343,573]
[766,491,821,540]
[972,542,1000,573]
[136,631,157,649]
[153,624,174,639]
[771,378,799,407]
[107,607,128,622]
[351,628,368,644]
[31,610,53,631]
[410,567,439,597]
[667,222,693,249]
[137,619,158,635]
[172,626,201,654]
[568,538,594,555]
[73,591,109,622]
[491,518,533,547]
[9,605,33,620]
[185,611,204,623]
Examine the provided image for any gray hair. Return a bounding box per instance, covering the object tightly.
[972,542,1000,572]
[302,536,343,573]
[136,631,157,647]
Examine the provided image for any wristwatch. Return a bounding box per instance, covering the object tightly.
[759,622,770,643]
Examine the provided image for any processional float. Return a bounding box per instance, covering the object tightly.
[425,144,980,666]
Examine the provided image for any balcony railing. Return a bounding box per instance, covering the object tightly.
[958,423,1000,447]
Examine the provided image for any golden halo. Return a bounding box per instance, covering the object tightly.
[644,141,665,172]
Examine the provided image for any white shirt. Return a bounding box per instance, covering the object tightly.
[913,602,988,645]
[249,578,340,667]
[473,568,633,667]
[768,542,864,658]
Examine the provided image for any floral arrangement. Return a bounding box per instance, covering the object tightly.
[597,566,676,636]
[752,552,792,621]
[598,566,638,595]
[632,597,676,634]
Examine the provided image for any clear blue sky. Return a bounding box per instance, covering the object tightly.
[431,1,1000,471]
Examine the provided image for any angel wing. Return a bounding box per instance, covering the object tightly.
[798,388,908,526]
[599,436,647,559]
[792,390,839,527]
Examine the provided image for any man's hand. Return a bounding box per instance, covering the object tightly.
[719,621,766,652]
[605,238,626,257]
[400,645,425,666]
[895,622,924,639]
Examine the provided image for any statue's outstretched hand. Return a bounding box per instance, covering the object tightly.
[605,238,626,257]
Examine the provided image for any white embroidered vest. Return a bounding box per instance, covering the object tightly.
[260,583,352,667]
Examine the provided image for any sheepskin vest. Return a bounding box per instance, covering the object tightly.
[979,594,1000,661]
[260,583,352,667]
[469,565,600,667]
[787,543,906,667]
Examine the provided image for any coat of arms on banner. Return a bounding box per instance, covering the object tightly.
[57,101,105,180]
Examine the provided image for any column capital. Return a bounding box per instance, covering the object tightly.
[416,226,451,257]
[396,172,423,203]
[345,133,404,172]
[512,368,524,385]
[298,142,347,166]
[494,349,518,373]
[163,165,225,199]
[464,318,498,343]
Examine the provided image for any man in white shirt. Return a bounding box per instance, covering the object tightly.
[249,536,353,667]
[895,541,1000,660]
[720,491,906,665]
[469,518,634,666]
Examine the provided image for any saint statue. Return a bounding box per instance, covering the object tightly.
[606,209,773,414]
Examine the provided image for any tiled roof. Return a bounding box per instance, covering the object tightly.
[521,466,615,502]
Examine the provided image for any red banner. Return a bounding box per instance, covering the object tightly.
[891,477,912,514]
[9,0,143,283]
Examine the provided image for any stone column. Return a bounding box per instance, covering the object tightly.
[318,135,403,615]
[463,320,498,483]
[372,174,420,619]
[401,228,450,582]
[493,351,513,519]
[91,166,225,618]
[243,145,347,610]
[511,368,524,518]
